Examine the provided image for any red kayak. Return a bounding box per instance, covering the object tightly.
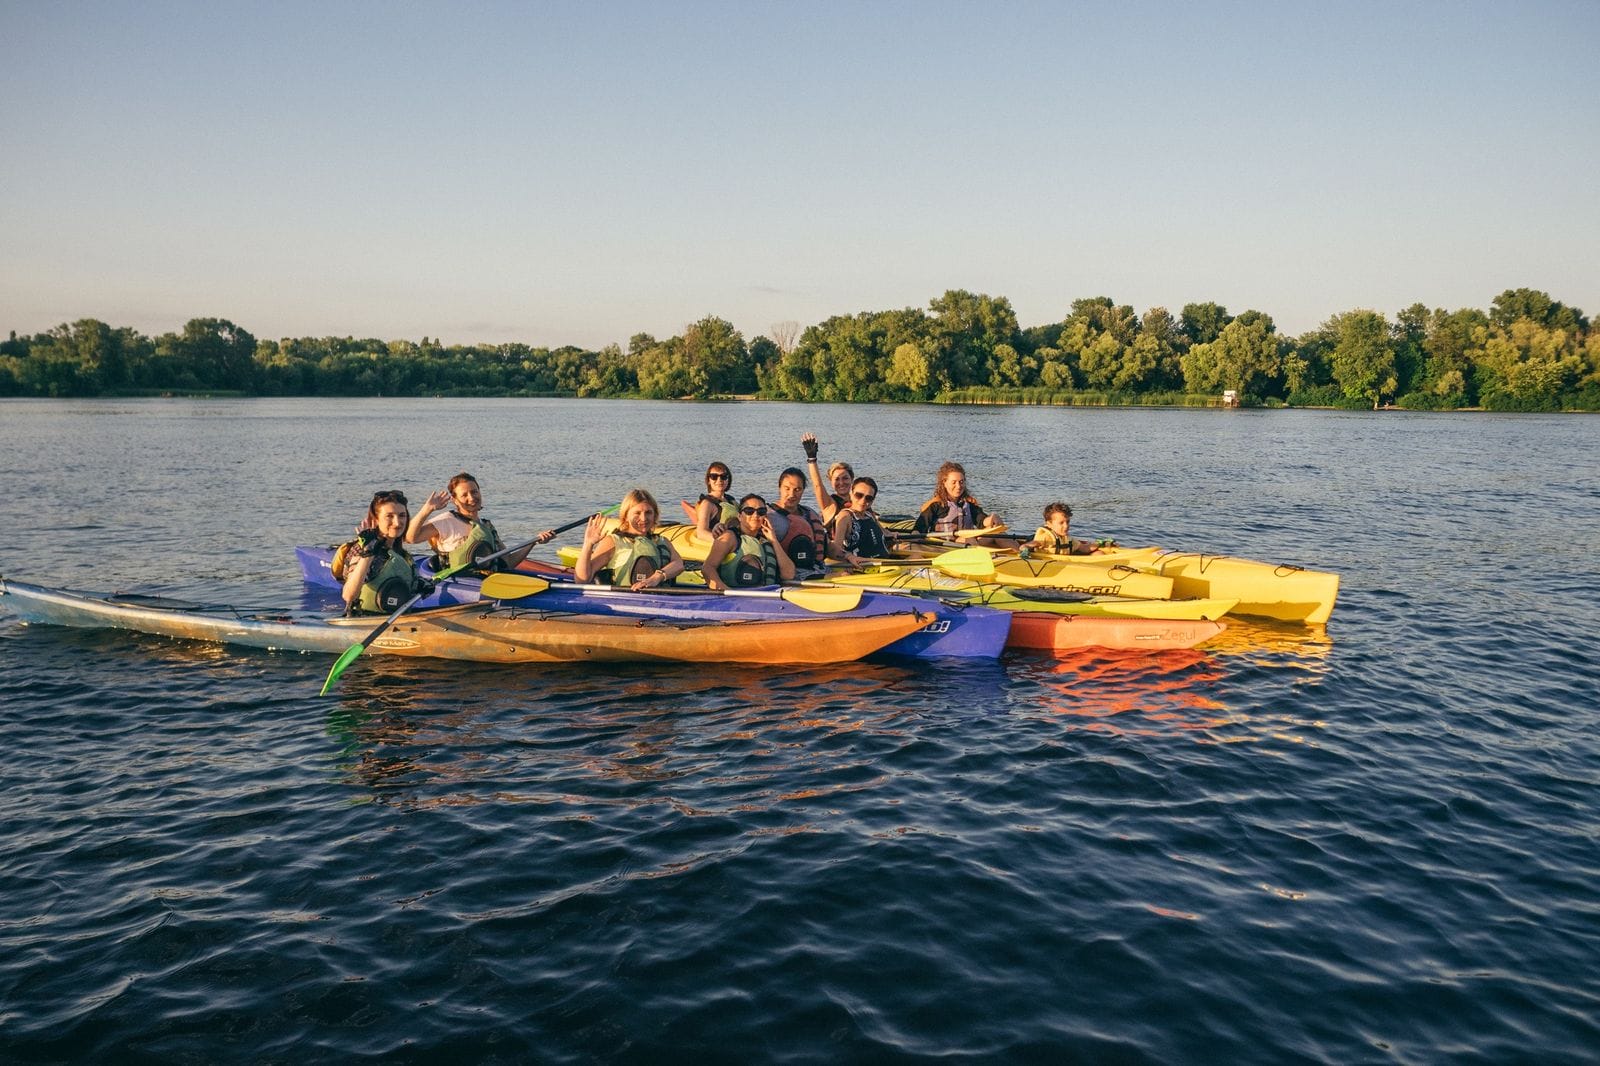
[1006,612,1225,654]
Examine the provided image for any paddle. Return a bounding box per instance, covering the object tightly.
[479,571,864,614]
[320,508,609,695]
[827,546,994,572]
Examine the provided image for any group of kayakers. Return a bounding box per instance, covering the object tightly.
[338,435,1108,615]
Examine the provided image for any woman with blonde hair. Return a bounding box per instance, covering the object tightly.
[575,488,686,591]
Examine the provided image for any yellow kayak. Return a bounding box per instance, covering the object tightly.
[815,566,1234,621]
[959,556,1176,599]
[1030,546,1339,625]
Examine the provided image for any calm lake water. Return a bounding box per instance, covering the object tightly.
[2,398,1597,1063]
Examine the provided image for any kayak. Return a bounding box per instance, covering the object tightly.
[1005,612,1226,653]
[813,565,1236,620]
[944,555,1176,599]
[1029,546,1339,625]
[294,546,1012,660]
[0,578,936,666]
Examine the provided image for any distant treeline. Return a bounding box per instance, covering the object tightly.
[3,288,1596,411]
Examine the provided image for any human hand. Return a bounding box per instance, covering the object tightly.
[582,514,608,546]
[802,433,819,460]
[534,528,556,544]
[353,528,382,557]
[426,489,450,511]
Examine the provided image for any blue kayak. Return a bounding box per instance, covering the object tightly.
[294,546,1010,660]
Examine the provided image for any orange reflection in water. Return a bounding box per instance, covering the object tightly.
[1016,618,1334,738]
[1020,648,1234,736]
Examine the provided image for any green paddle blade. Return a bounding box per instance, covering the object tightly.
[320,642,366,696]
[478,573,552,600]
[929,546,996,577]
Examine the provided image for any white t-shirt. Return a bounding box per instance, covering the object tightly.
[415,510,473,554]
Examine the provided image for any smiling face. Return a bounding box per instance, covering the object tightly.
[706,466,732,496]
[373,501,409,540]
[941,470,966,499]
[1045,511,1071,538]
[619,500,657,535]
[737,496,768,533]
[829,464,853,497]
[451,479,482,517]
[849,480,877,515]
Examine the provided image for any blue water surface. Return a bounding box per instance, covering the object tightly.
[1,398,1597,1063]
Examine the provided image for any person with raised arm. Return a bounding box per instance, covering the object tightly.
[801,433,855,527]
[574,488,686,591]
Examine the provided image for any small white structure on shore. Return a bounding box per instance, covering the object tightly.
[1222,389,1240,408]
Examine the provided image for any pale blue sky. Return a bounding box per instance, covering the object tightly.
[2,0,1595,349]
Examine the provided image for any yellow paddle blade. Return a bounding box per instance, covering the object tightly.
[930,546,996,577]
[478,573,552,600]
[951,524,1009,539]
[776,585,862,613]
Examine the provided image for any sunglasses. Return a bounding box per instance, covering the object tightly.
[740,506,768,516]
[852,491,876,503]
[707,472,731,482]
[373,490,408,504]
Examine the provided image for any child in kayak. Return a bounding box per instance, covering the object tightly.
[912,461,1003,537]
[576,488,686,591]
[1023,502,1116,556]
[342,490,426,615]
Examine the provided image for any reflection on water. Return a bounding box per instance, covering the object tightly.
[320,659,957,811]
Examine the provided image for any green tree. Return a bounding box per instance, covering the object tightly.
[1490,288,1586,332]
[885,341,933,399]
[1328,310,1397,408]
[1472,319,1578,411]
[927,290,1018,390]
[1180,302,1232,348]
[1183,317,1284,398]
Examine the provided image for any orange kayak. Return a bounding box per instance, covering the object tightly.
[1006,612,1226,654]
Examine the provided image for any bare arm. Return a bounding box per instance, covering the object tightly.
[761,517,796,582]
[406,489,450,545]
[573,515,615,583]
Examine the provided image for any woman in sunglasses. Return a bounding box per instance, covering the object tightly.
[829,477,894,568]
[702,494,797,592]
[688,461,740,548]
[341,490,425,615]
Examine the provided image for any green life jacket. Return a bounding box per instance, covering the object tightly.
[604,531,668,587]
[717,532,778,588]
[357,546,419,614]
[446,513,505,572]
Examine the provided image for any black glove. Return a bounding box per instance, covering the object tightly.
[802,437,818,460]
[353,528,383,557]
